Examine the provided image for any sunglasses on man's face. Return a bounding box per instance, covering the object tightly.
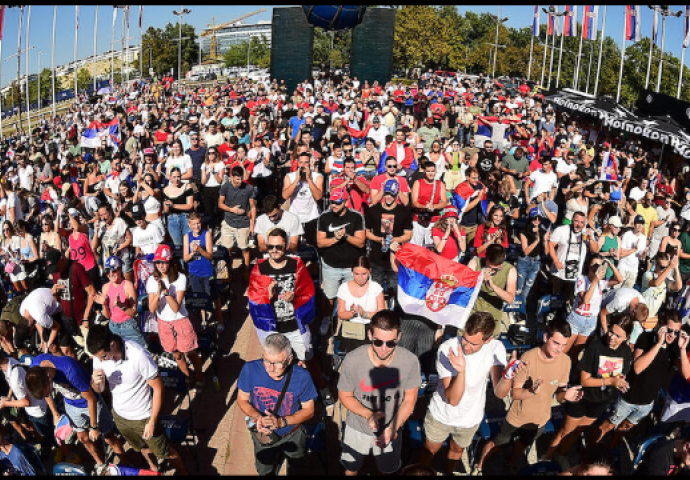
[267,244,285,251]
[371,338,397,348]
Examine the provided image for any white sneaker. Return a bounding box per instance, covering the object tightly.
[470,466,482,476]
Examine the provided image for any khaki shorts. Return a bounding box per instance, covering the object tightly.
[423,410,479,448]
[112,410,170,459]
[219,223,250,250]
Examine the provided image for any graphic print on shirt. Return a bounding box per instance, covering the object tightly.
[56,278,71,302]
[253,387,294,417]
[598,356,624,378]
[271,273,296,323]
[381,213,395,235]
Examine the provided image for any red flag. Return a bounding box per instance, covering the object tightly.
[0,5,7,41]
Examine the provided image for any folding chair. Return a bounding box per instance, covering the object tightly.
[632,434,665,472]
[159,368,193,409]
[52,462,90,476]
[468,411,506,467]
[517,461,561,476]
[159,414,199,473]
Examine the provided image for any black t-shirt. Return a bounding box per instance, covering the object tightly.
[624,331,678,406]
[317,209,365,268]
[635,438,688,476]
[521,222,543,258]
[257,257,299,333]
[577,336,633,405]
[186,146,206,184]
[365,204,413,267]
[555,175,576,211]
[581,163,597,181]
[477,150,495,181]
[312,113,330,136]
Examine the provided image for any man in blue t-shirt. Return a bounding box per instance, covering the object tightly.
[237,333,317,476]
[25,354,126,471]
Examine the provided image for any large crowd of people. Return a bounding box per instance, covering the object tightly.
[0,66,688,476]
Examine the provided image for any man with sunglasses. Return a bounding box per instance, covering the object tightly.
[185,131,206,186]
[419,312,512,475]
[590,310,682,452]
[338,310,420,475]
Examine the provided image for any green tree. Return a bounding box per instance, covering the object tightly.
[313,29,351,70]
[132,23,198,78]
[76,68,93,93]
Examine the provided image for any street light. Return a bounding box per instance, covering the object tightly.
[654,5,683,92]
[144,46,153,75]
[172,7,191,83]
[489,7,508,79]
[36,50,43,111]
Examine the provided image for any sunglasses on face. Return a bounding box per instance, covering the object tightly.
[386,164,397,169]
[371,338,397,348]
[667,328,681,336]
[267,244,285,251]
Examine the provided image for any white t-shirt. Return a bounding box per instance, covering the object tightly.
[529,169,558,200]
[202,161,225,187]
[100,218,130,263]
[602,287,645,314]
[165,155,193,184]
[146,273,188,321]
[429,337,507,428]
[336,281,383,324]
[2,359,47,418]
[555,159,577,176]
[286,171,322,224]
[104,176,121,208]
[628,187,646,203]
[204,131,224,148]
[254,210,304,241]
[92,340,158,421]
[18,165,34,192]
[132,224,164,255]
[19,288,60,328]
[367,126,389,152]
[573,275,609,317]
[549,225,587,282]
[618,230,646,273]
[6,192,23,221]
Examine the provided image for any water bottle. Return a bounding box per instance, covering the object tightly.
[381,233,391,253]
[212,375,221,392]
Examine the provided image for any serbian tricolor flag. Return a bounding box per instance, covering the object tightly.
[532,5,540,36]
[451,181,487,224]
[80,118,121,150]
[563,6,577,37]
[599,152,618,181]
[582,5,599,41]
[396,243,483,329]
[652,7,659,45]
[626,5,642,42]
[547,6,555,36]
[248,257,316,335]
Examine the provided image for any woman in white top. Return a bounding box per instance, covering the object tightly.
[134,172,163,232]
[164,140,193,184]
[146,245,203,388]
[201,146,225,228]
[563,180,589,225]
[336,256,386,351]
[564,255,622,360]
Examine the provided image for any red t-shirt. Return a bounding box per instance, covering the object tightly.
[473,225,509,257]
[154,129,168,143]
[330,176,369,214]
[218,143,236,164]
[431,227,463,260]
[53,261,92,324]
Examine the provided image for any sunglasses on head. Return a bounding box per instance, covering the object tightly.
[371,338,397,348]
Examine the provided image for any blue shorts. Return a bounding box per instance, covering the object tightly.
[64,394,115,434]
[321,262,353,300]
[189,274,218,300]
[608,397,654,426]
[566,310,597,337]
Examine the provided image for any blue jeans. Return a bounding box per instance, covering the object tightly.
[167,213,190,247]
[516,256,540,302]
[109,317,147,347]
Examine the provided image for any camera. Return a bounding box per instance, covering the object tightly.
[565,259,579,280]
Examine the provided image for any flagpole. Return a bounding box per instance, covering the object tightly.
[586,41,594,93]
[646,7,657,90]
[74,6,78,97]
[540,20,550,86]
[93,5,98,92]
[528,30,534,81]
[556,10,566,89]
[594,5,606,97]
[657,11,667,92]
[111,8,117,86]
[0,9,4,140]
[25,5,31,134]
[616,18,626,103]
[51,5,56,119]
[16,6,23,134]
[574,8,585,90]
[547,7,558,90]
[140,6,143,80]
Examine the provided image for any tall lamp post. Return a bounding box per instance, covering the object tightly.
[489,7,508,79]
[654,5,683,93]
[172,7,191,83]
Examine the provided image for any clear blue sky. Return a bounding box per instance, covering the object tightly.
[1,5,689,88]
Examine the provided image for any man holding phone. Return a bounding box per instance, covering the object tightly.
[282,152,323,226]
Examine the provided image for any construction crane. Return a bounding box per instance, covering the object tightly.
[201,8,267,60]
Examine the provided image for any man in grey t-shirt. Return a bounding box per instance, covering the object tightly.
[337,310,420,475]
[500,147,530,195]
[218,165,256,271]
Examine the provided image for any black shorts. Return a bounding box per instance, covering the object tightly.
[566,398,609,420]
[492,420,544,447]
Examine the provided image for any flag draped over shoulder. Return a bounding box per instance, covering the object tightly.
[451,182,487,224]
[247,257,315,334]
[80,119,121,150]
[396,243,483,329]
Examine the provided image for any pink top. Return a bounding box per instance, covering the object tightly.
[106,280,130,324]
[68,232,96,271]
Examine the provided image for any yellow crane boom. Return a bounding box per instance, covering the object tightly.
[201,8,267,59]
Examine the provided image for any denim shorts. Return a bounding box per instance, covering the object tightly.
[608,397,654,426]
[321,262,353,300]
[566,310,597,336]
[64,394,115,434]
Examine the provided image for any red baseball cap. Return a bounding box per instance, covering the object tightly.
[329,188,349,203]
[153,245,173,263]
